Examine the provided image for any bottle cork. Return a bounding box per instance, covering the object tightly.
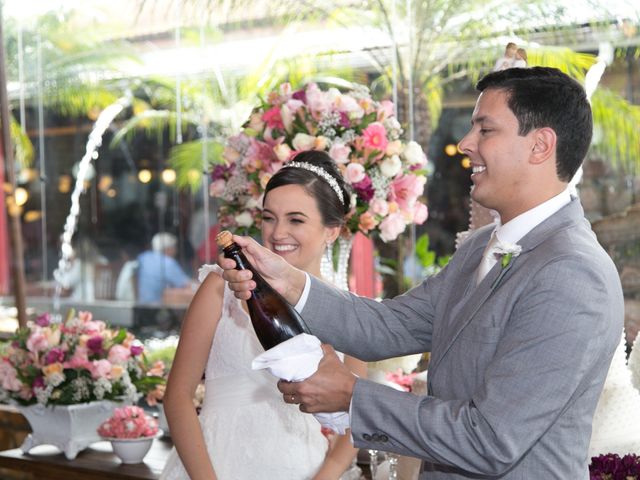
[216,230,234,248]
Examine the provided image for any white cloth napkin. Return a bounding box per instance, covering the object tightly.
[251,333,351,434]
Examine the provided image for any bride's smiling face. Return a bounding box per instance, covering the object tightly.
[261,184,339,275]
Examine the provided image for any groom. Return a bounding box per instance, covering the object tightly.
[220,67,624,478]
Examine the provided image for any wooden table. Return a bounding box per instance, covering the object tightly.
[0,437,173,480]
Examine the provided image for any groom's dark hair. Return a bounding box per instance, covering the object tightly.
[477,66,592,182]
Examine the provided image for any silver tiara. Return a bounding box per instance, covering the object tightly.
[283,161,345,205]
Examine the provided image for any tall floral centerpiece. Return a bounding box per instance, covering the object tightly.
[0,310,165,459]
[210,82,429,289]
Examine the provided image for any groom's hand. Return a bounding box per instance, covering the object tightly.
[278,344,357,413]
[218,235,306,304]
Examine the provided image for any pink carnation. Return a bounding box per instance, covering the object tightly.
[97,406,159,439]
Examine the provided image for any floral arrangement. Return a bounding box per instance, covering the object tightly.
[385,369,417,392]
[97,405,159,439]
[0,310,165,406]
[211,82,429,242]
[589,453,640,479]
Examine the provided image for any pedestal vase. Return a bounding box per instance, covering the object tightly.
[18,400,118,460]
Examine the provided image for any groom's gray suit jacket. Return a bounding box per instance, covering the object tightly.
[303,198,623,479]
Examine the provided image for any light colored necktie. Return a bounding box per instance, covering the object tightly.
[476,232,499,285]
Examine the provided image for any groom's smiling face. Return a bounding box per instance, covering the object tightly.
[458,88,538,224]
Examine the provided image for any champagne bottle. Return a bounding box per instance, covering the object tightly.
[216,230,311,350]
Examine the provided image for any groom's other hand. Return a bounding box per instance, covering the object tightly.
[278,344,357,413]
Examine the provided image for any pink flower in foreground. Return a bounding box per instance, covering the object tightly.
[362,122,388,152]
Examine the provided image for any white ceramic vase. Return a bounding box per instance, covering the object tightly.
[107,435,156,464]
[18,400,119,460]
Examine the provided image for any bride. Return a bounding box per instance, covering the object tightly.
[160,150,367,480]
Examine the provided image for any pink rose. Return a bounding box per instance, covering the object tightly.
[362,122,388,152]
[90,359,113,380]
[345,163,365,184]
[358,212,378,233]
[26,331,48,353]
[379,213,407,242]
[108,344,131,365]
[413,203,429,224]
[329,142,351,164]
[370,198,389,217]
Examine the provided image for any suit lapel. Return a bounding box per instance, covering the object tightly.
[429,198,584,375]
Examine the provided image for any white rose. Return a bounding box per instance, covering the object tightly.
[292,133,316,151]
[403,141,427,166]
[380,155,402,178]
[245,197,259,209]
[273,143,292,162]
[235,211,254,228]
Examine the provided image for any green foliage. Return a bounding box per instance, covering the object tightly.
[414,233,451,273]
[169,140,226,192]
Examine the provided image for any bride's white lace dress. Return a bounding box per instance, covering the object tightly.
[160,265,328,480]
[588,333,640,457]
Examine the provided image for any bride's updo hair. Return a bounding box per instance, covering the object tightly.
[263,150,351,228]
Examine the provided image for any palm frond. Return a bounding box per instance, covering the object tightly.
[590,89,640,173]
[109,110,201,148]
[168,139,226,192]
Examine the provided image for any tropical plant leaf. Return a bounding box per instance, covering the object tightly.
[169,139,226,192]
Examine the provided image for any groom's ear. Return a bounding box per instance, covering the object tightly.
[529,127,556,165]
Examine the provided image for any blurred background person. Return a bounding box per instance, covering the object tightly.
[137,233,193,304]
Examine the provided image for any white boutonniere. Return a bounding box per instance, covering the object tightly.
[490,241,522,289]
[493,241,522,269]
